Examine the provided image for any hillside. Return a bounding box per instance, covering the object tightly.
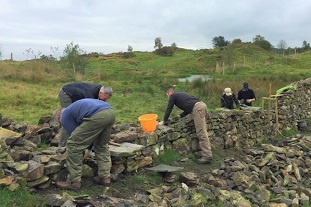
[0,43,310,125]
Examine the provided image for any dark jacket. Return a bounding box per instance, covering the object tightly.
[237,88,256,106]
[164,92,201,121]
[62,82,102,103]
[221,93,240,109]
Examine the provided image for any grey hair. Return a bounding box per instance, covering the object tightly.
[167,88,175,93]
[51,108,64,126]
[100,86,113,96]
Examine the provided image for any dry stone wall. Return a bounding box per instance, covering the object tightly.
[0,78,311,194]
[156,78,311,153]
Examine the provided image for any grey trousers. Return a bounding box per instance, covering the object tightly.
[58,88,72,147]
[192,101,212,158]
[66,108,115,182]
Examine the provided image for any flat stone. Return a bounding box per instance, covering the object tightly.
[109,142,144,157]
[0,127,21,139]
[145,164,183,172]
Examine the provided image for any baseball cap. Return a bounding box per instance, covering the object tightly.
[243,82,248,89]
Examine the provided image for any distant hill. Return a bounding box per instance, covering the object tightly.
[0,42,310,124]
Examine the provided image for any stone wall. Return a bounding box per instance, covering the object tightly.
[157,77,311,153]
[0,77,311,190]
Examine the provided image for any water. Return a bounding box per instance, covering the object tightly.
[178,75,211,82]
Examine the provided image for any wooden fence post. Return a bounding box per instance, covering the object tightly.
[72,63,76,78]
[98,63,101,81]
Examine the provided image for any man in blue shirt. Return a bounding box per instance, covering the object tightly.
[55,98,115,191]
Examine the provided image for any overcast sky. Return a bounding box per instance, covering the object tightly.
[1,0,310,60]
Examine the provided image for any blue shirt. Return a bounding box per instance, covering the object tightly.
[61,99,112,135]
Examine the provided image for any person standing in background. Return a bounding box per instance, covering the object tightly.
[237,82,256,106]
[221,87,240,109]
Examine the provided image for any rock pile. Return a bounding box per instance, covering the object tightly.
[40,134,311,206]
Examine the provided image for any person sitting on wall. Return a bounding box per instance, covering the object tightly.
[221,87,241,109]
[238,82,256,106]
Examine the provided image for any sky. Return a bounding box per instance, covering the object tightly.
[1,0,310,61]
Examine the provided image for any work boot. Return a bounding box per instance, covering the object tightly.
[56,180,81,191]
[197,157,213,164]
[93,176,111,186]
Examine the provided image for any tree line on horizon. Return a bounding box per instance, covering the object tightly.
[211,35,311,55]
[0,35,310,74]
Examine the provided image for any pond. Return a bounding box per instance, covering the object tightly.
[178,75,211,82]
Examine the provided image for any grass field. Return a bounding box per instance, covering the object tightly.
[0,44,311,206]
[0,45,310,125]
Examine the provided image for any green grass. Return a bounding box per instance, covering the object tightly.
[1,43,311,207]
[0,187,45,207]
[121,172,163,192]
[281,129,297,137]
[153,150,181,165]
[1,46,311,125]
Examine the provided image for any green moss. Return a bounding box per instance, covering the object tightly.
[154,150,181,165]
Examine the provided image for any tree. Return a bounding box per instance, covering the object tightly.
[154,37,163,50]
[155,46,175,56]
[61,41,87,74]
[123,45,135,58]
[252,35,265,42]
[277,40,287,55]
[252,35,272,51]
[212,36,230,48]
[50,46,60,60]
[127,45,133,53]
[24,48,42,59]
[232,39,242,44]
[302,40,310,51]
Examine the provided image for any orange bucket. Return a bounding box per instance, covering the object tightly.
[138,114,158,132]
